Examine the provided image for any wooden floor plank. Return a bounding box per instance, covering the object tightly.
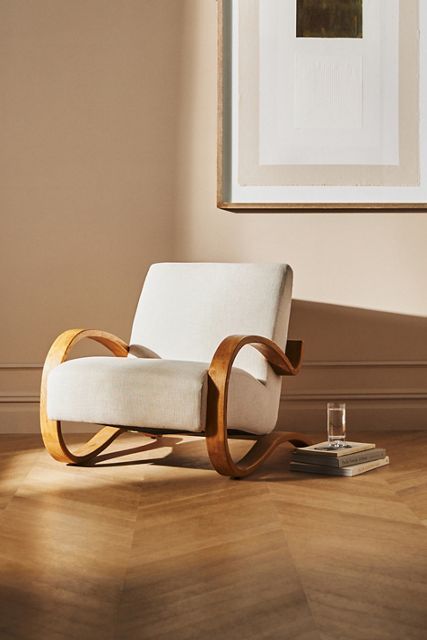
[0,431,426,639]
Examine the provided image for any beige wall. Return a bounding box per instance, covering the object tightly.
[1,0,427,433]
[0,0,181,430]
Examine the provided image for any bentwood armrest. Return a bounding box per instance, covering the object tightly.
[206,335,311,478]
[40,329,129,463]
[208,335,303,381]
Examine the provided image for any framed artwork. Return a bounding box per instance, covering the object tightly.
[217,0,427,211]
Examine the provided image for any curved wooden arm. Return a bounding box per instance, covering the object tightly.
[206,335,311,477]
[209,335,303,379]
[40,329,129,463]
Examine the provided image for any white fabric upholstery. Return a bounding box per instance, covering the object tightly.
[47,356,279,435]
[130,263,293,383]
[47,263,294,435]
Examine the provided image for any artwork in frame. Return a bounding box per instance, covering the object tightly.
[217,0,427,211]
[297,0,363,39]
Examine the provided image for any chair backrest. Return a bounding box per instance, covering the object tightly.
[130,263,293,382]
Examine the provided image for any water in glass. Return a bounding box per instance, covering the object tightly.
[327,403,346,448]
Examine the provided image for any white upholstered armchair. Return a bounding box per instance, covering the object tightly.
[40,263,311,477]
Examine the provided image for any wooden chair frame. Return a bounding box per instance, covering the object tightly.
[40,329,312,477]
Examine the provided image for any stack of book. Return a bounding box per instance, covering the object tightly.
[290,441,389,476]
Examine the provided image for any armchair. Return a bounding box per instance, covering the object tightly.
[40,263,312,477]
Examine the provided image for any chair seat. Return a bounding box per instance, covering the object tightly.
[47,356,279,435]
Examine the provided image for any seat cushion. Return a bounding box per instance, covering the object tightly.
[47,357,280,435]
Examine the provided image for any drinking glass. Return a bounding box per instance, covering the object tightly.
[327,402,346,448]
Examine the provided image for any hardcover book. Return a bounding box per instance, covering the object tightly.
[295,441,375,457]
[290,456,390,477]
[291,448,386,468]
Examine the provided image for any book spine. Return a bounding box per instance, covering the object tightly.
[289,462,343,476]
[343,456,389,476]
[338,449,386,467]
[291,449,386,468]
[295,442,375,457]
[289,456,389,476]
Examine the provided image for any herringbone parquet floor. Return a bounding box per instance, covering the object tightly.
[0,431,426,640]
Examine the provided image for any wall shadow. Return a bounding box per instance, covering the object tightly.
[280,299,427,432]
[289,299,427,362]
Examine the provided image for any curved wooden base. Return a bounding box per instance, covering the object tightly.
[206,428,312,479]
[46,424,126,465]
[217,431,311,479]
